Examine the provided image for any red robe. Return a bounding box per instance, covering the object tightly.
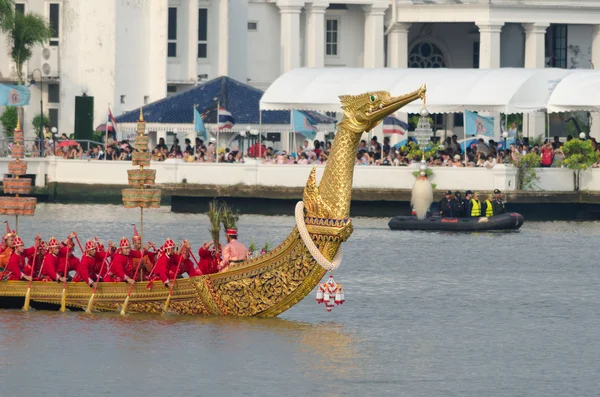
[6,247,35,280]
[94,250,112,277]
[74,254,96,286]
[124,250,143,278]
[152,252,171,284]
[107,250,141,281]
[168,253,199,278]
[40,252,61,281]
[57,246,80,277]
[198,246,221,275]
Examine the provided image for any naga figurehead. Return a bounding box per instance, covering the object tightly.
[338,86,426,134]
[304,85,427,222]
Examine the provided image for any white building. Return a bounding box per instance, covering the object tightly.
[2,0,600,139]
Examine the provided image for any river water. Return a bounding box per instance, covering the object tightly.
[0,204,598,397]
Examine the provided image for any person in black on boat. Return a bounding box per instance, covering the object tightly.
[453,191,465,217]
[462,190,473,217]
[439,190,456,217]
[491,189,505,215]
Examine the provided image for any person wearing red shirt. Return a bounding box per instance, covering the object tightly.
[248,142,266,158]
[152,238,176,288]
[168,241,198,278]
[74,240,100,288]
[541,140,554,167]
[6,236,34,281]
[40,237,66,283]
[57,232,81,280]
[198,240,222,275]
[106,237,137,284]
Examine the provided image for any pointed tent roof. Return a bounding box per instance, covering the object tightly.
[115,76,335,125]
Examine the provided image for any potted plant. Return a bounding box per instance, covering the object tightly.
[207,199,221,255]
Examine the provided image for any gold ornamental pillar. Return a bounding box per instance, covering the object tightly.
[122,109,161,238]
[0,117,37,232]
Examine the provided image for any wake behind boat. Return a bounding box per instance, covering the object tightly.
[388,212,524,232]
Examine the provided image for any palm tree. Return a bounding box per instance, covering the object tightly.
[0,0,14,32]
[7,11,52,84]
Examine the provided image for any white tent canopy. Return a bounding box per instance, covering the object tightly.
[260,67,575,114]
[547,70,600,113]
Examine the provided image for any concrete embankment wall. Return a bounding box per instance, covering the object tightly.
[3,158,600,219]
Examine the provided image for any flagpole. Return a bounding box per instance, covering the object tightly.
[106,103,110,161]
[216,101,219,163]
[290,109,294,157]
[259,110,262,158]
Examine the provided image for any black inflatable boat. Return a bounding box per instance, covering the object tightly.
[388,212,524,232]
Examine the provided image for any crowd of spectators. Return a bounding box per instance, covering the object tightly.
[9,124,597,168]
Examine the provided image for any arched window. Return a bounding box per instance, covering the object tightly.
[408,41,446,68]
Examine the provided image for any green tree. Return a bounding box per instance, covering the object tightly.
[7,11,52,84]
[562,138,599,191]
[32,112,49,134]
[0,106,18,137]
[0,0,14,32]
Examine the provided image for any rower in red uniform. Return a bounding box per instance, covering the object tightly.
[198,240,221,275]
[106,237,136,284]
[152,238,176,288]
[40,237,67,283]
[57,232,81,280]
[29,239,46,277]
[130,225,155,280]
[93,237,115,279]
[74,240,100,288]
[219,228,247,272]
[6,236,34,281]
[0,228,16,271]
[168,240,198,278]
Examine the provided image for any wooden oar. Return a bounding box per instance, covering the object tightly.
[59,243,71,312]
[85,244,114,313]
[120,248,146,316]
[22,238,40,311]
[163,242,186,313]
[144,242,160,288]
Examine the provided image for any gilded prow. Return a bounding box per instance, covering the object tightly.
[317,85,426,219]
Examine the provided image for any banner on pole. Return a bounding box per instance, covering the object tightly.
[0,84,30,106]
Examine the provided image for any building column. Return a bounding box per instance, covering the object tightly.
[477,22,503,139]
[590,25,600,140]
[523,23,549,139]
[186,0,199,81]
[388,22,410,68]
[305,2,328,68]
[387,22,411,146]
[476,22,503,69]
[277,0,304,74]
[217,0,229,76]
[362,3,388,68]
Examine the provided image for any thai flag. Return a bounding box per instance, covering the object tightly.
[218,107,235,130]
[383,114,408,135]
[108,108,118,131]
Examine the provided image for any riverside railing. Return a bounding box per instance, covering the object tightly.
[0,138,105,157]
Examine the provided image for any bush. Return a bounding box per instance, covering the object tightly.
[562,139,598,170]
[0,107,18,137]
[31,113,49,134]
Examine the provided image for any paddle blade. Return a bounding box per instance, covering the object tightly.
[163,294,171,314]
[60,288,66,312]
[85,293,95,313]
[22,287,31,311]
[120,296,130,316]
